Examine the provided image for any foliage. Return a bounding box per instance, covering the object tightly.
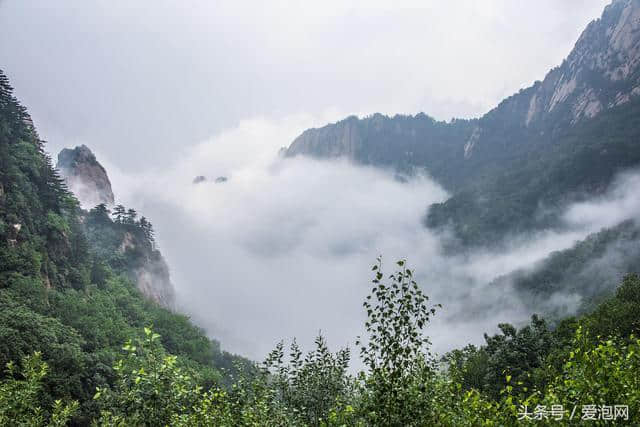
[0,69,249,423]
[262,335,352,425]
[3,257,640,425]
[0,352,78,427]
[501,220,640,315]
[355,258,440,426]
[94,327,202,426]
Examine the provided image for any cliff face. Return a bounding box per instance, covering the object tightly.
[56,145,175,308]
[287,116,363,159]
[134,256,175,308]
[505,0,640,126]
[84,210,176,310]
[116,230,175,309]
[57,145,115,208]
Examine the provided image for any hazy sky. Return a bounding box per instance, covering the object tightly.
[1,0,609,170]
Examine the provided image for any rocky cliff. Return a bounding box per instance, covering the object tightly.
[57,145,175,308]
[497,0,640,127]
[57,144,115,208]
[114,229,176,309]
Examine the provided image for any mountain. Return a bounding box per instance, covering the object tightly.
[56,145,115,208]
[500,219,640,316]
[82,204,176,309]
[0,69,248,423]
[57,145,175,308]
[286,0,640,247]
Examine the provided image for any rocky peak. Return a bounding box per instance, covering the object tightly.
[57,145,115,208]
[524,0,640,125]
[57,146,174,308]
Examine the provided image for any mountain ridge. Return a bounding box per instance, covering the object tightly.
[286,0,640,246]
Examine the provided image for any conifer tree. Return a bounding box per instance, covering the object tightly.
[112,205,125,223]
[126,208,137,224]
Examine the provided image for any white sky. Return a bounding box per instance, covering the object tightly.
[0,0,609,170]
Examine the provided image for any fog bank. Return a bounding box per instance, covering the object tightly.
[103,115,640,361]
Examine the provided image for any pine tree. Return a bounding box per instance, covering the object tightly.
[112,205,125,223]
[126,208,137,225]
[145,221,155,243]
[139,216,153,242]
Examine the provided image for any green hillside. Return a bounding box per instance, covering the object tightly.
[0,70,249,423]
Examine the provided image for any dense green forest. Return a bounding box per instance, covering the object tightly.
[0,70,249,424]
[426,97,640,247]
[3,257,639,425]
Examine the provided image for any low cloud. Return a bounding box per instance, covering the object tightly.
[103,115,640,363]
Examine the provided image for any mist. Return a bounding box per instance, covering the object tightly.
[94,114,640,363]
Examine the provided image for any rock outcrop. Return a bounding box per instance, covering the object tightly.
[116,231,175,309]
[516,0,640,125]
[287,116,362,159]
[57,145,115,208]
[57,145,176,309]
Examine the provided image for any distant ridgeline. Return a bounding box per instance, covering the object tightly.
[0,69,249,423]
[285,0,640,313]
[286,0,640,247]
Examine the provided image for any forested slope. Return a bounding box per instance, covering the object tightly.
[0,70,248,423]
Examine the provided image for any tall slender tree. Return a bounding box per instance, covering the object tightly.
[112,205,125,223]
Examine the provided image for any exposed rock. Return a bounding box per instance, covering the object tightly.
[116,230,175,309]
[118,231,136,253]
[526,0,640,124]
[57,145,115,208]
[463,127,481,159]
[287,115,362,159]
[134,257,175,309]
[55,146,177,308]
[215,176,228,183]
[193,175,207,184]
[6,223,21,246]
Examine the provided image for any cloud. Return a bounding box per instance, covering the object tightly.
[563,171,640,230]
[102,114,640,364]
